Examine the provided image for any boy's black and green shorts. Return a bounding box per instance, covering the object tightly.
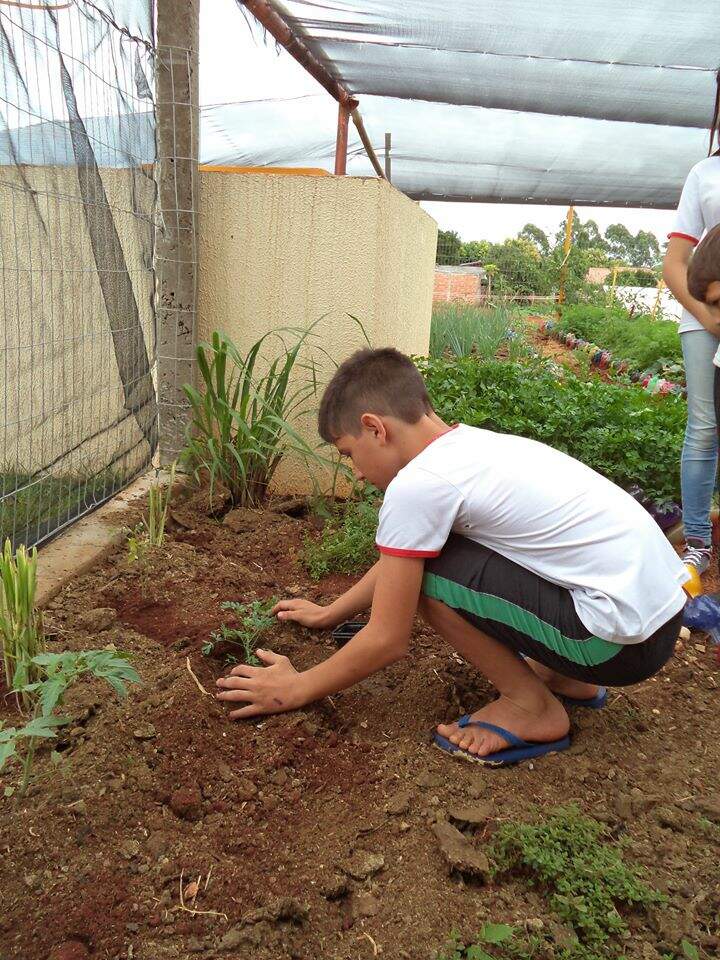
[422,534,682,686]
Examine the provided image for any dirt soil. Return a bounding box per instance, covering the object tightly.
[1,486,720,960]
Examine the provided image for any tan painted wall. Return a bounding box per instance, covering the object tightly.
[1,166,155,482]
[197,172,438,493]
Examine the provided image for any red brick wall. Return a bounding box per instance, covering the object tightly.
[433,270,482,304]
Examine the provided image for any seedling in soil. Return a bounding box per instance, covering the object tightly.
[0,538,44,709]
[203,598,278,665]
[1,648,140,795]
[489,805,663,953]
[127,463,176,562]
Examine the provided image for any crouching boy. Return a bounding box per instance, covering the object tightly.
[216,348,688,766]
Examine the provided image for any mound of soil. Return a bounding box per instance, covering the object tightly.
[1,488,719,960]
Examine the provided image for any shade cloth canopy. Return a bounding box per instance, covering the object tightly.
[203,0,720,207]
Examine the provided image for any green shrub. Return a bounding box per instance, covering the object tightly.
[489,806,662,952]
[556,304,682,374]
[419,356,685,504]
[302,497,379,580]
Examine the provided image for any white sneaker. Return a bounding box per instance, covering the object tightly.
[682,537,713,575]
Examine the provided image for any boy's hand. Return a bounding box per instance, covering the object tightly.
[215,649,306,719]
[272,598,331,629]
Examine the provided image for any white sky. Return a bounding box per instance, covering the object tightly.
[199,0,676,245]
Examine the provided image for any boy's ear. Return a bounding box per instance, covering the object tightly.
[360,412,387,441]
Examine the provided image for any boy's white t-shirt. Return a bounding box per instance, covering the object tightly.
[668,155,720,337]
[376,425,688,645]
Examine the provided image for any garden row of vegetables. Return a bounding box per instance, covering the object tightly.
[544,304,686,390]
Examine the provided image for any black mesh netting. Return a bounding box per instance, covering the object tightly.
[0,0,157,549]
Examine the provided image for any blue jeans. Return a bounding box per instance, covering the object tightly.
[681,329,719,543]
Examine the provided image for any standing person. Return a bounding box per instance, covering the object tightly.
[663,68,720,574]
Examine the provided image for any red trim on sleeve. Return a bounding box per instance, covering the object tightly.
[376,544,441,558]
[667,231,699,245]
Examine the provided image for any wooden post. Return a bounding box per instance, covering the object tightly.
[556,204,575,314]
[384,132,392,182]
[335,102,350,175]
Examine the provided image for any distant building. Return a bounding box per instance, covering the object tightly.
[433,263,487,304]
[585,265,657,285]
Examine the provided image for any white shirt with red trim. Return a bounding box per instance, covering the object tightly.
[376,425,688,644]
[668,155,720,334]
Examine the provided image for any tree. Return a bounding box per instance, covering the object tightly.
[436,229,462,265]
[518,223,550,256]
[459,239,492,263]
[554,215,607,252]
[633,230,661,269]
[486,238,552,296]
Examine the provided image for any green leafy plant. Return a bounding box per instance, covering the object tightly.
[127,463,176,562]
[1,649,140,794]
[489,806,663,952]
[0,539,44,709]
[183,327,332,508]
[302,493,380,580]
[203,598,278,664]
[436,924,515,960]
[419,356,685,504]
[430,304,529,362]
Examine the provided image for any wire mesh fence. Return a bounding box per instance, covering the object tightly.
[0,0,158,551]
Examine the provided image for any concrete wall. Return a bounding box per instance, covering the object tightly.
[197,172,438,493]
[1,166,155,482]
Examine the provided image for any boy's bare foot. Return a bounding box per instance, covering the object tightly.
[436,693,569,758]
[524,658,602,701]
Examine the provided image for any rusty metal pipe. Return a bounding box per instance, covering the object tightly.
[242,0,356,107]
[335,102,350,175]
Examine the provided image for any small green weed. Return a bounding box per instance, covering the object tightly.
[203,598,278,664]
[127,464,176,562]
[489,806,663,952]
[436,923,515,960]
[1,649,140,794]
[302,495,379,580]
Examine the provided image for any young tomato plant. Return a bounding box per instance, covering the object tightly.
[1,649,140,795]
[203,598,278,665]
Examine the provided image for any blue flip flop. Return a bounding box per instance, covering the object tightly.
[434,716,571,767]
[557,686,607,710]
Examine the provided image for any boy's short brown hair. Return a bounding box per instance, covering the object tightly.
[688,223,720,302]
[318,347,431,442]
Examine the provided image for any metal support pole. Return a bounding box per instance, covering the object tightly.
[351,110,386,179]
[335,102,350,175]
[156,0,200,463]
[556,204,575,314]
[384,132,392,182]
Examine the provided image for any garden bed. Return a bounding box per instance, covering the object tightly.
[1,487,719,960]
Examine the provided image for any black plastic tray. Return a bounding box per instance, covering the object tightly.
[331,620,367,646]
